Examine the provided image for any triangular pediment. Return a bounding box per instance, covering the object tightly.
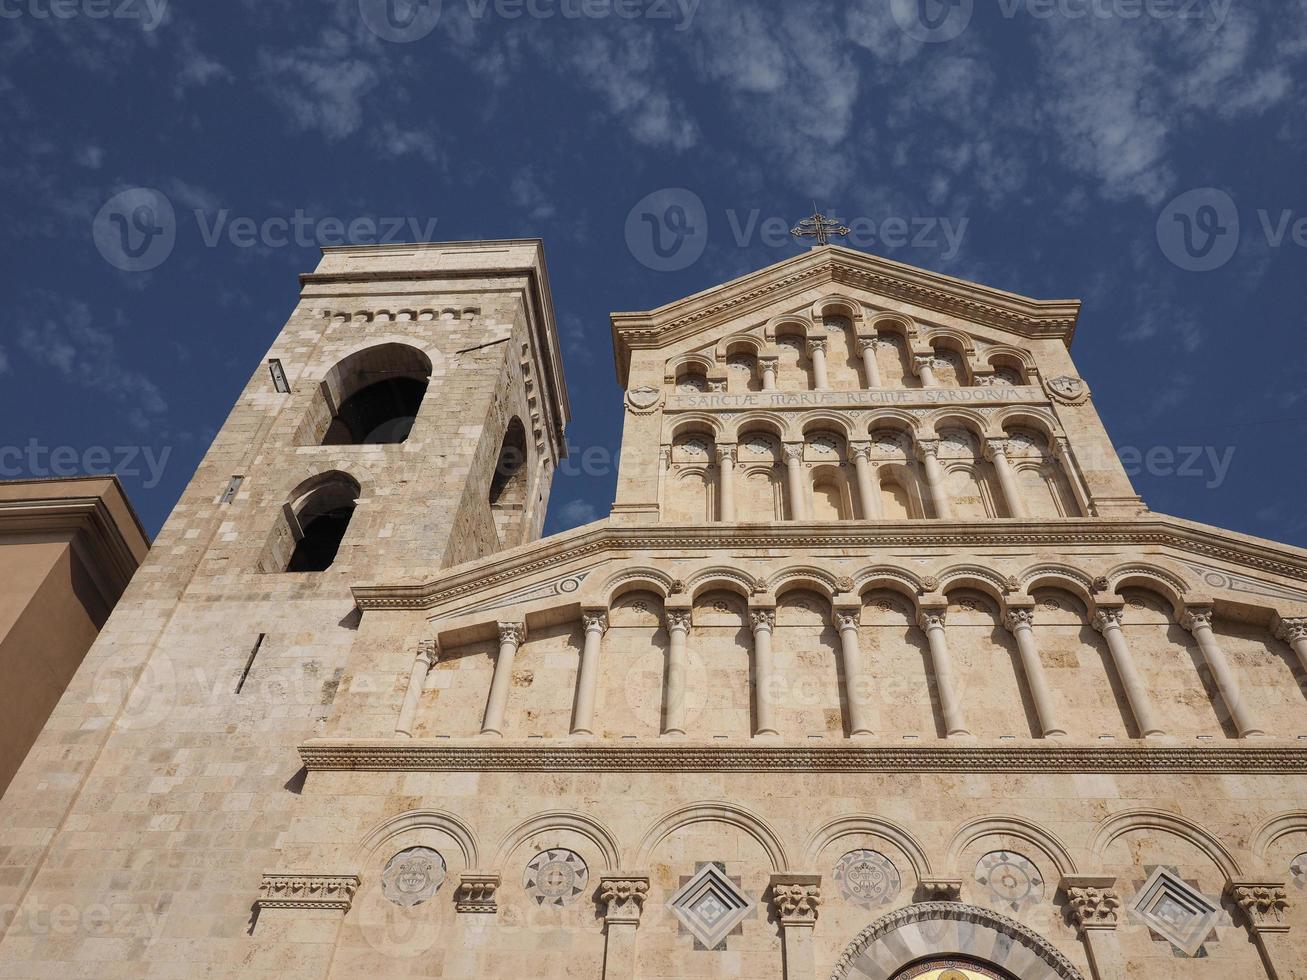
[609,245,1079,385]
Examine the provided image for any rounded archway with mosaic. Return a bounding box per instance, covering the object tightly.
[891,959,1016,980]
[523,849,589,908]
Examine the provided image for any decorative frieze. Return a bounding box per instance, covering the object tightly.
[256,873,359,912]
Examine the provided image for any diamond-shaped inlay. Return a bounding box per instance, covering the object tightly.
[668,863,754,951]
[1129,867,1220,956]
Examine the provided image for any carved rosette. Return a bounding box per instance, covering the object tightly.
[920,576,941,593]
[1066,886,1122,933]
[600,875,651,923]
[1229,881,1291,933]
[1045,375,1091,405]
[455,872,500,913]
[257,873,360,912]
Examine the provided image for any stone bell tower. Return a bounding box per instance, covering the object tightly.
[0,240,569,968]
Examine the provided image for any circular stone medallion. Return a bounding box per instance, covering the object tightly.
[975,851,1044,913]
[380,846,446,907]
[833,849,901,909]
[524,849,589,908]
[1291,853,1307,890]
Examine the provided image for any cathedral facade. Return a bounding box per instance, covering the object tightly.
[2,239,1306,979]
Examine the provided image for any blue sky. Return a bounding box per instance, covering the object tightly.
[2,0,1305,545]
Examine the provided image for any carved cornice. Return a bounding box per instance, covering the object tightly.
[256,873,359,912]
[351,516,1307,613]
[455,872,500,913]
[297,740,1307,774]
[609,247,1080,386]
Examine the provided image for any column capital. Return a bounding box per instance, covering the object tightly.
[832,609,861,633]
[1091,607,1124,633]
[1227,879,1291,934]
[1060,875,1122,933]
[582,610,609,634]
[848,442,873,463]
[1004,607,1036,632]
[914,438,940,461]
[749,609,776,633]
[769,873,822,927]
[1180,606,1214,633]
[759,355,779,370]
[983,437,1010,461]
[1274,617,1307,643]
[856,337,877,353]
[912,353,937,375]
[599,874,651,924]
[664,609,692,633]
[497,622,526,646]
[805,337,828,355]
[783,443,805,463]
[717,443,737,465]
[917,608,947,631]
[416,638,438,666]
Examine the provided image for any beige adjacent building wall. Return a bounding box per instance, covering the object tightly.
[0,476,149,797]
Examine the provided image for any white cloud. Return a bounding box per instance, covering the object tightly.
[375,120,445,165]
[18,299,167,418]
[75,144,104,169]
[557,498,599,528]
[510,168,556,222]
[0,346,8,375]
[258,30,378,141]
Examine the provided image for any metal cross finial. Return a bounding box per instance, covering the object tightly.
[791,206,850,247]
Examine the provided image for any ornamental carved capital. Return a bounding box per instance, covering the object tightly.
[769,874,822,926]
[1005,608,1036,632]
[915,439,940,462]
[717,445,737,465]
[783,443,805,463]
[497,622,526,646]
[1228,880,1290,934]
[912,354,937,375]
[750,609,776,633]
[983,437,1010,462]
[665,610,693,633]
[759,356,779,373]
[833,611,861,633]
[1092,608,1124,633]
[917,609,947,632]
[707,380,728,393]
[806,338,828,355]
[1275,618,1307,644]
[582,611,609,634]
[1065,885,1122,933]
[600,875,650,923]
[1180,607,1214,634]
[856,337,877,353]
[848,442,873,463]
[416,638,438,666]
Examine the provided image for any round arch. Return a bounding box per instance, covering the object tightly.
[686,567,758,601]
[355,808,480,868]
[831,902,1086,980]
[804,816,933,880]
[1090,808,1242,879]
[945,815,1079,878]
[492,810,621,871]
[632,801,788,871]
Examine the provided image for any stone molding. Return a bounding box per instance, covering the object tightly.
[351,518,1307,612]
[297,741,1307,773]
[918,878,963,900]
[455,871,500,913]
[831,901,1085,980]
[1227,879,1291,934]
[255,873,359,912]
[599,875,650,924]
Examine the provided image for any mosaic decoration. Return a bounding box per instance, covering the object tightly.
[833,850,901,909]
[975,851,1044,914]
[1291,853,1307,890]
[668,862,754,951]
[1128,866,1220,957]
[380,847,446,908]
[811,434,840,455]
[523,849,589,908]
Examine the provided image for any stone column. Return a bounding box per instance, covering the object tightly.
[481,622,525,736]
[717,444,736,522]
[760,356,778,391]
[916,440,953,519]
[913,353,939,388]
[807,338,829,390]
[395,639,437,737]
[657,446,670,517]
[1181,607,1264,738]
[750,609,780,737]
[1228,879,1292,980]
[769,874,822,980]
[599,875,650,980]
[572,611,607,736]
[984,438,1028,519]
[857,338,881,388]
[1091,606,1164,738]
[784,444,808,520]
[1052,436,1093,517]
[1061,875,1124,980]
[917,604,970,737]
[849,443,882,520]
[1003,606,1066,737]
[833,608,873,736]
[1273,617,1307,672]
[663,609,691,736]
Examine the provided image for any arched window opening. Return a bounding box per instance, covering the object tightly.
[490,419,529,508]
[302,343,433,447]
[261,472,361,574]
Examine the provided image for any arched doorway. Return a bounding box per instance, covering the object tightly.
[832,902,1085,980]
